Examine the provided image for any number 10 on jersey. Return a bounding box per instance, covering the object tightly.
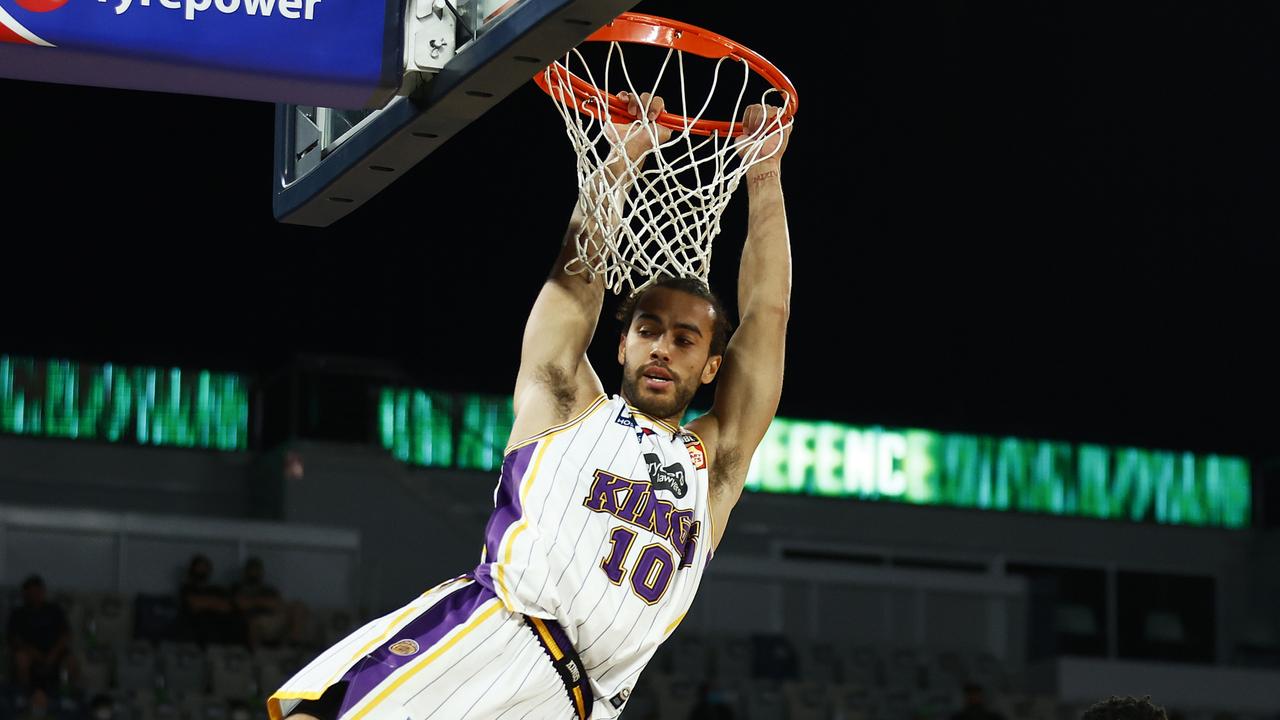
[601,527,676,605]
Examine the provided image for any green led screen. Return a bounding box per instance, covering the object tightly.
[379,388,512,472]
[456,393,515,472]
[379,387,453,468]
[743,421,1251,529]
[378,388,1251,528]
[0,355,249,451]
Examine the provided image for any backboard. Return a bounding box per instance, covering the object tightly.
[273,0,641,226]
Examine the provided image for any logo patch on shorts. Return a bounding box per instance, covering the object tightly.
[389,639,420,656]
[609,688,630,709]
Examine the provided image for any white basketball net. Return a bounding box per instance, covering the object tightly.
[543,42,793,296]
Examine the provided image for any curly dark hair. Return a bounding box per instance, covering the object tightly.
[1082,696,1169,720]
[615,276,734,356]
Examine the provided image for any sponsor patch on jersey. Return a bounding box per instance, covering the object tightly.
[686,442,707,470]
[679,433,707,469]
[615,407,638,429]
[645,452,688,498]
[388,639,420,656]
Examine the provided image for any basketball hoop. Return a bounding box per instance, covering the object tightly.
[534,13,798,295]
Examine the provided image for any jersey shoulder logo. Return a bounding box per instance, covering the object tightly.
[686,442,706,470]
[616,406,653,443]
[680,433,707,470]
[614,406,637,429]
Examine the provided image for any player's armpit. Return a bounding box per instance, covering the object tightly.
[688,403,759,548]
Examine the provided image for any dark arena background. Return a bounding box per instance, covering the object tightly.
[1,0,1278,719]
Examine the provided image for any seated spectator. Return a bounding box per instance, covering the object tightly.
[951,683,1005,720]
[179,555,240,646]
[232,557,308,648]
[1081,696,1168,720]
[8,575,77,707]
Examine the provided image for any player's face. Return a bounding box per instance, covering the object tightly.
[618,287,723,422]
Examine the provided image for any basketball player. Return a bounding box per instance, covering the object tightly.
[268,91,792,720]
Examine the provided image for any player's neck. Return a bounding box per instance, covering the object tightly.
[619,393,684,431]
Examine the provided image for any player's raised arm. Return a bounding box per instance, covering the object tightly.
[691,104,793,546]
[510,92,673,442]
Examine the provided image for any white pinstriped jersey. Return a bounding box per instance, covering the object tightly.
[472,394,713,718]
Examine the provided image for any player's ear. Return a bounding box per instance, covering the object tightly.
[617,333,627,366]
[700,354,722,384]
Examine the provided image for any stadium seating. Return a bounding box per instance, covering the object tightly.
[0,587,1266,720]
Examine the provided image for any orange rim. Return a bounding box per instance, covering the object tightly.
[533,12,798,137]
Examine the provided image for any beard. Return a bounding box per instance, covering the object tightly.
[620,358,700,422]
